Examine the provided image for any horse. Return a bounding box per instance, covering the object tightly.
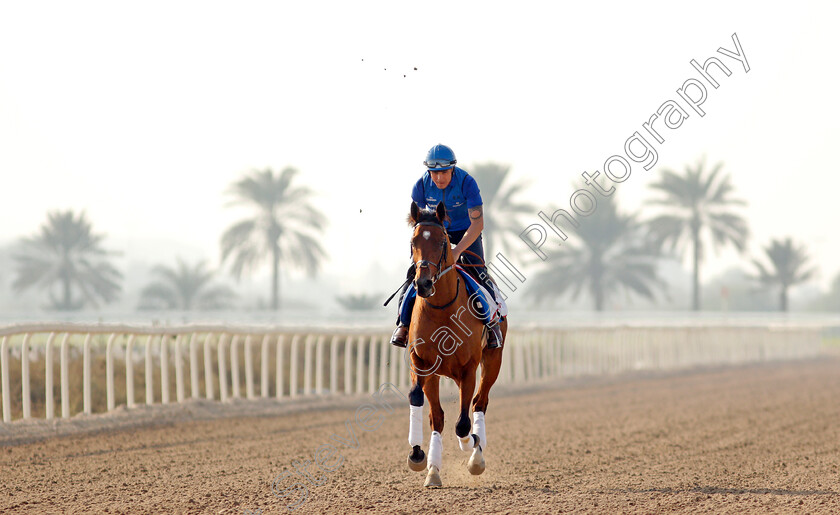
[402,200,508,488]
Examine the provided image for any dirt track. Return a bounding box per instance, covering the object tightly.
[3,357,840,514]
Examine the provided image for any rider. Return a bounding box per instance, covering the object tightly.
[390,144,504,349]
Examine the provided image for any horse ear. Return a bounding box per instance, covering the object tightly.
[436,201,446,223]
[409,202,420,225]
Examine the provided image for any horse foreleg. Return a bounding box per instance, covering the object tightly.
[406,373,426,472]
[422,375,443,488]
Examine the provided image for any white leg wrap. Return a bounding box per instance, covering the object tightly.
[472,411,486,449]
[459,435,474,452]
[428,431,442,470]
[408,405,423,447]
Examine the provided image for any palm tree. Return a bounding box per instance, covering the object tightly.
[220,167,327,310]
[647,159,749,311]
[529,195,664,311]
[469,162,535,259]
[138,259,236,310]
[13,210,121,310]
[751,237,816,312]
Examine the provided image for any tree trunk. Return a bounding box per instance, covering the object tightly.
[591,254,604,311]
[691,222,701,311]
[271,243,280,311]
[62,271,72,310]
[780,287,788,312]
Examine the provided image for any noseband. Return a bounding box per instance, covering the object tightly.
[413,221,456,296]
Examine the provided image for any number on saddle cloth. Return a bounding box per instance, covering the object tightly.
[398,267,500,326]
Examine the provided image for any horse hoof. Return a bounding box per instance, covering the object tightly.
[424,465,442,488]
[407,448,427,472]
[467,446,485,475]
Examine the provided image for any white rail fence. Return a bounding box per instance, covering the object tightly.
[0,323,823,423]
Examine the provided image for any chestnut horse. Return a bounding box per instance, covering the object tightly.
[403,201,507,488]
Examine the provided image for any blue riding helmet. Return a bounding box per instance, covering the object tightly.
[424,144,457,170]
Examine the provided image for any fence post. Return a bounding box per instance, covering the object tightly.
[230,335,240,399]
[1,336,10,422]
[161,335,170,405]
[174,334,185,403]
[218,334,229,402]
[204,334,215,400]
[189,333,200,400]
[126,334,136,408]
[261,335,270,398]
[344,336,353,395]
[146,335,155,405]
[330,335,339,396]
[61,334,70,417]
[276,335,286,399]
[21,333,31,419]
[316,335,325,395]
[368,336,378,395]
[245,335,255,400]
[106,333,117,411]
[379,335,389,388]
[45,332,57,419]
[356,336,365,394]
[304,335,314,396]
[290,335,300,398]
[83,333,92,414]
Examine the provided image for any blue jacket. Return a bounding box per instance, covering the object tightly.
[411,167,483,231]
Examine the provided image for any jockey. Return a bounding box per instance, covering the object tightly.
[390,144,504,349]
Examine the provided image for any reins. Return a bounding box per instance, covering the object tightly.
[383,218,482,309]
[457,249,485,267]
[424,276,460,310]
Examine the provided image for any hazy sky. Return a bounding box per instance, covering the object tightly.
[2,1,839,297]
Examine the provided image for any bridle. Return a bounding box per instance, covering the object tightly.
[413,221,458,305]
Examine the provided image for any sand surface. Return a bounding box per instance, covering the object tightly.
[2,358,840,514]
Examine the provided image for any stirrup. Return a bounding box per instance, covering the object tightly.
[486,323,503,349]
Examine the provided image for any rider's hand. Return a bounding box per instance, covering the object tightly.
[451,249,461,264]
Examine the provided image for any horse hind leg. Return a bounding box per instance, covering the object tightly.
[425,434,443,488]
[467,335,505,475]
[460,411,486,476]
[452,367,486,476]
[472,325,504,415]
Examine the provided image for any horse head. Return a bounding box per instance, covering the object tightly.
[408,201,451,298]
